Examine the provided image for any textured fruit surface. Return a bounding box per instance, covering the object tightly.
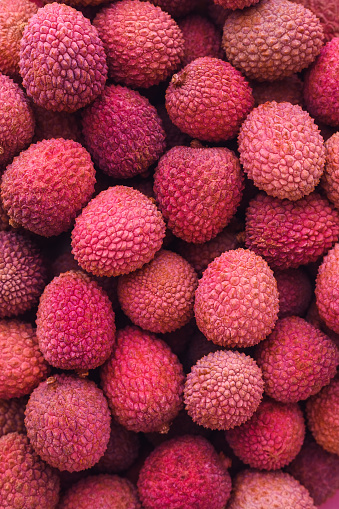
[293,0,339,41]
[256,317,339,403]
[100,326,185,433]
[222,0,324,82]
[25,374,111,472]
[153,146,244,243]
[306,376,339,455]
[184,350,264,430]
[0,73,35,169]
[175,225,240,276]
[71,186,166,277]
[118,250,198,333]
[227,469,316,509]
[303,37,339,127]
[0,320,49,400]
[238,101,325,200]
[194,248,279,347]
[32,105,81,143]
[94,420,139,474]
[322,132,339,208]
[0,231,47,318]
[36,271,116,370]
[225,398,305,470]
[137,435,232,509]
[0,0,39,77]
[315,243,339,334]
[0,432,60,509]
[0,398,26,438]
[215,0,259,8]
[58,474,141,509]
[178,14,223,66]
[93,0,184,88]
[147,0,197,17]
[165,57,254,142]
[287,435,339,506]
[275,268,313,318]
[19,3,107,112]
[81,85,165,179]
[1,138,96,237]
[245,192,339,270]
[251,75,304,106]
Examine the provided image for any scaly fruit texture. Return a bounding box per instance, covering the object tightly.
[36,270,116,370]
[1,138,96,237]
[225,398,306,470]
[0,72,35,170]
[100,326,185,433]
[153,145,244,244]
[0,0,39,77]
[251,75,304,107]
[306,376,339,455]
[194,248,279,348]
[245,192,339,270]
[238,101,325,201]
[0,320,49,400]
[81,84,165,179]
[165,57,254,142]
[222,0,324,82]
[24,374,111,472]
[184,350,264,430]
[321,132,339,208]
[137,435,232,509]
[293,0,339,41]
[303,37,339,127]
[255,317,339,403]
[275,268,313,318]
[118,250,198,334]
[178,14,223,66]
[19,2,107,112]
[58,474,141,509]
[0,432,60,509]
[93,0,184,88]
[0,230,47,318]
[315,243,339,334]
[287,435,339,506]
[0,398,26,438]
[71,186,166,277]
[227,469,316,509]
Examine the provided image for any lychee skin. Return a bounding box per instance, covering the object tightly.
[255,317,339,403]
[0,231,47,318]
[153,146,244,244]
[184,350,264,430]
[0,320,49,400]
[93,0,184,88]
[1,138,96,237]
[178,14,223,67]
[306,376,339,455]
[100,326,185,433]
[137,435,232,509]
[303,37,339,127]
[0,398,26,438]
[225,398,305,470]
[0,0,39,77]
[194,248,279,348]
[24,374,111,472]
[322,132,339,208]
[227,469,316,509]
[71,186,166,277]
[0,73,35,169]
[0,432,60,509]
[58,474,141,509]
[19,3,107,112]
[245,192,339,270]
[81,85,166,179]
[165,57,254,142]
[36,270,116,370]
[315,243,339,334]
[238,101,325,201]
[222,0,324,82]
[275,269,313,319]
[117,250,198,334]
